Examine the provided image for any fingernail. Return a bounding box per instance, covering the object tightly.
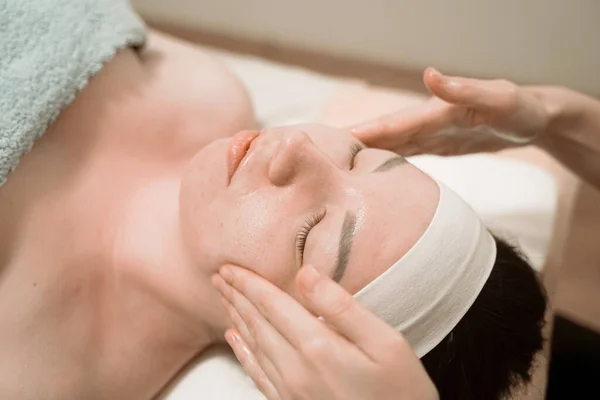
[225,331,243,358]
[429,67,451,89]
[226,330,252,362]
[225,329,239,345]
[428,67,442,78]
[301,265,321,292]
[220,265,234,282]
[350,125,372,135]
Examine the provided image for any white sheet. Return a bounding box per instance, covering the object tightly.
[160,346,262,400]
[160,49,557,400]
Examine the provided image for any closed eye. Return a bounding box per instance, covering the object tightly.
[349,143,365,170]
[296,210,326,266]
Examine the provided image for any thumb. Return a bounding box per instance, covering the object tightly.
[424,67,515,113]
[296,265,400,359]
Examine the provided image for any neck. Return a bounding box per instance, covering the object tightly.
[113,174,230,352]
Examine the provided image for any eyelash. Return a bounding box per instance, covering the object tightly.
[349,143,364,169]
[296,210,327,263]
[294,143,361,263]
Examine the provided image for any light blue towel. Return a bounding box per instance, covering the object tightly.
[0,0,146,186]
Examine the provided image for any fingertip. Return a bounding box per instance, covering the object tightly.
[224,328,236,344]
[297,264,322,294]
[226,328,253,365]
[219,264,235,282]
[211,273,222,288]
[424,67,445,94]
[349,125,375,139]
[424,67,442,80]
[426,69,477,106]
[224,328,240,352]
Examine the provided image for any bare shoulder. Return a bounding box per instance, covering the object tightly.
[137,30,256,142]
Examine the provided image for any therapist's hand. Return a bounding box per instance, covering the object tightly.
[212,264,438,400]
[350,68,551,156]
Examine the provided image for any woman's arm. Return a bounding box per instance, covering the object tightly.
[348,69,600,190]
[534,87,600,189]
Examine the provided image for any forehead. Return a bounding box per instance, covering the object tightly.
[341,164,439,294]
[269,123,439,294]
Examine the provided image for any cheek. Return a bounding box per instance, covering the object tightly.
[228,193,298,289]
[180,145,302,292]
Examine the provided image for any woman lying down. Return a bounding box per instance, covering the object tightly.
[0,1,545,399]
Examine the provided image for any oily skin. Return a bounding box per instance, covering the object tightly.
[180,124,438,300]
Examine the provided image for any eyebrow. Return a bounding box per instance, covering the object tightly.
[332,212,357,283]
[329,151,405,282]
[373,155,407,173]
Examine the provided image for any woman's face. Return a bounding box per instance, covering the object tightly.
[180,124,438,296]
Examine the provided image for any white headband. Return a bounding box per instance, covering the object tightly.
[354,181,496,357]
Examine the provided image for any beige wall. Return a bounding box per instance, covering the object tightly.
[133,0,600,95]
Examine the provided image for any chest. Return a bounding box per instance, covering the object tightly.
[0,47,253,399]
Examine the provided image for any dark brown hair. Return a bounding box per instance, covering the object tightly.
[420,236,547,400]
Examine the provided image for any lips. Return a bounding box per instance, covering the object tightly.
[227,130,260,183]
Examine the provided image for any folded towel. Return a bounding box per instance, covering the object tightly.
[0,0,146,186]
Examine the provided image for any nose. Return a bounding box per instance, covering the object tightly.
[268,129,335,186]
